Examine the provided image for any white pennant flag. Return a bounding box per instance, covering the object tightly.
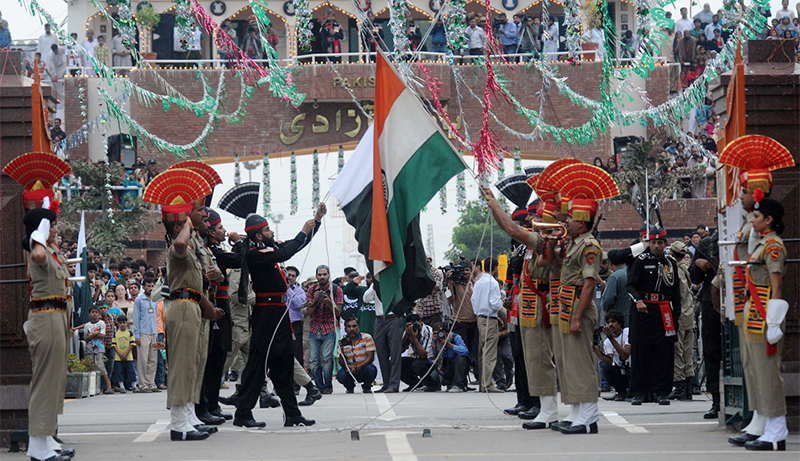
[75,211,86,287]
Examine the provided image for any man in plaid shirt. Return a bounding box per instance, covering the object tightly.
[305,265,343,394]
[416,254,444,327]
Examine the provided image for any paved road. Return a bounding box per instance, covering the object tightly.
[6,384,798,460]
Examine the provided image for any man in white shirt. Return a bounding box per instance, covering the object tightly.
[674,7,694,35]
[593,311,631,401]
[44,44,66,83]
[465,17,487,57]
[82,29,98,76]
[112,30,133,69]
[776,0,796,20]
[37,24,57,57]
[581,23,605,58]
[470,257,503,393]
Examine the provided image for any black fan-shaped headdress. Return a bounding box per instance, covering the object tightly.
[495,174,533,209]
[218,182,260,219]
[524,165,544,177]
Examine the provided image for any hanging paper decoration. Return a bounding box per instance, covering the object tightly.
[262,151,270,216]
[513,149,522,173]
[294,0,314,52]
[234,154,241,185]
[388,0,412,55]
[456,171,466,210]
[443,0,468,52]
[311,149,320,209]
[439,186,447,213]
[104,166,115,223]
[337,145,344,174]
[290,151,298,215]
[172,0,195,50]
[562,0,582,61]
[497,157,507,210]
[116,0,137,47]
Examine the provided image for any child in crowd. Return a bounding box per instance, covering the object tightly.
[112,315,137,392]
[83,306,114,394]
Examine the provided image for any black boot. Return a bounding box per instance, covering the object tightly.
[284,415,315,427]
[681,379,693,401]
[298,382,323,406]
[259,386,282,409]
[668,381,686,400]
[218,384,240,406]
[704,394,720,419]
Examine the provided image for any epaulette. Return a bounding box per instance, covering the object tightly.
[258,247,275,253]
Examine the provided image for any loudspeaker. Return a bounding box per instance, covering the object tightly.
[107,134,137,168]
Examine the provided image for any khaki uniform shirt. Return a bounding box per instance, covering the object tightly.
[28,243,70,299]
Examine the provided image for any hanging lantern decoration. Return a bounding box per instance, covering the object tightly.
[234,153,241,185]
[311,149,320,209]
[262,151,270,216]
[290,151,298,215]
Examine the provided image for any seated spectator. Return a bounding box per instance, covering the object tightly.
[400,313,437,392]
[767,28,781,39]
[430,322,470,392]
[336,317,378,394]
[593,311,631,401]
[112,315,137,392]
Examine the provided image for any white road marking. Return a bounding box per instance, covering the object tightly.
[384,431,418,461]
[133,419,169,442]
[602,411,649,433]
[374,393,400,421]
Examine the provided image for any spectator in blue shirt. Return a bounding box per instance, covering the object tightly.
[431,322,470,392]
[133,278,159,392]
[0,22,11,49]
[704,15,722,41]
[499,14,521,55]
[431,18,447,54]
[600,253,632,327]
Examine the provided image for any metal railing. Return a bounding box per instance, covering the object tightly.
[59,184,143,201]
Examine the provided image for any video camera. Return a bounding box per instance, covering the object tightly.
[440,257,469,284]
[593,326,605,348]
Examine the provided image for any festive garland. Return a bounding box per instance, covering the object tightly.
[290,151,298,215]
[439,186,447,213]
[263,152,271,216]
[562,0,582,61]
[442,0,468,52]
[337,145,344,174]
[513,148,522,173]
[173,0,196,50]
[234,153,241,185]
[294,0,314,52]
[456,171,466,210]
[116,0,137,48]
[311,149,320,209]
[388,0,412,56]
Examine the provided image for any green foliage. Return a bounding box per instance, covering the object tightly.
[444,200,508,263]
[67,353,97,372]
[135,5,161,30]
[60,161,155,261]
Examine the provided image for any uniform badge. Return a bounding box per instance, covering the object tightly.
[258,247,275,253]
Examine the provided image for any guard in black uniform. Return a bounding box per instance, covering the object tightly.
[233,204,327,428]
[626,226,681,405]
[196,209,239,424]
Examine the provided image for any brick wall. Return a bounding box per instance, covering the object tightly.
[64,62,670,164]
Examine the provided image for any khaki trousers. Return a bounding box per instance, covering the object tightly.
[224,324,250,374]
[166,301,202,407]
[136,333,158,388]
[193,318,210,402]
[673,329,695,381]
[476,316,499,390]
[27,310,69,436]
[294,359,311,386]
[743,333,786,417]
[520,320,557,396]
[558,304,599,405]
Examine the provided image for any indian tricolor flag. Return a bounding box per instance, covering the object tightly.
[331,51,466,312]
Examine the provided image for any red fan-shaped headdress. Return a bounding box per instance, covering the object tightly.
[719,135,795,193]
[3,153,71,211]
[548,163,620,222]
[143,169,213,222]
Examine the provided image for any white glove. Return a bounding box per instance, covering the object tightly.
[631,242,646,258]
[766,299,789,345]
[30,218,51,249]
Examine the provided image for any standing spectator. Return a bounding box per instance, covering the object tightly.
[776,16,797,37]
[466,17,487,57]
[776,0,796,20]
[543,17,559,61]
[110,29,132,70]
[82,29,98,74]
[499,13,521,55]
[690,19,704,38]
[342,272,376,335]
[581,21,605,58]
[99,303,117,391]
[448,260,477,384]
[518,16,540,59]
[145,159,159,185]
[493,307,513,391]
[321,10,344,62]
[112,315,136,392]
[93,35,110,69]
[471,257,503,393]
[689,230,720,419]
[675,8,694,35]
[704,15,722,41]
[369,279,402,393]
[601,251,632,326]
[416,254,444,327]
[360,11,384,60]
[336,317,377,393]
[133,278,158,393]
[218,21,237,66]
[406,20,423,51]
[593,311,631,401]
[0,21,11,49]
[32,52,47,82]
[265,25,279,50]
[50,118,66,143]
[243,28,262,60]
[400,313,437,391]
[676,30,697,64]
[155,298,167,389]
[305,265,342,394]
[113,283,133,317]
[430,18,446,54]
[83,306,115,394]
[286,266,306,374]
[37,24,57,57]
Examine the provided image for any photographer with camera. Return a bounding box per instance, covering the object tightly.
[400,313,437,392]
[446,259,478,386]
[430,322,470,392]
[336,317,377,393]
[306,265,343,394]
[592,311,631,401]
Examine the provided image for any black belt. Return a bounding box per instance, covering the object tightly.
[477,314,498,319]
[169,289,202,304]
[30,300,67,310]
[255,293,287,306]
[641,292,671,302]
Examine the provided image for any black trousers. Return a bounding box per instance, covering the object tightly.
[601,362,629,395]
[629,339,674,398]
[291,320,304,368]
[400,357,437,388]
[235,307,300,421]
[435,354,469,389]
[198,330,227,415]
[510,329,538,408]
[453,321,478,377]
[701,301,721,399]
